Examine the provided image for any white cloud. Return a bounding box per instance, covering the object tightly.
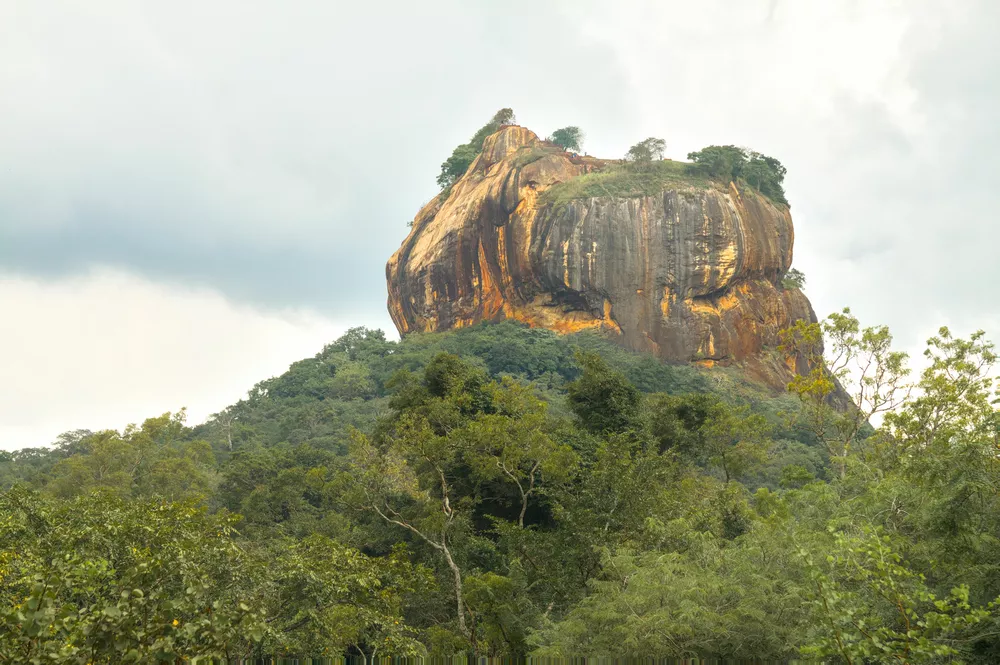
[574,0,1000,353]
[0,0,632,311]
[0,269,375,450]
[2,1,998,449]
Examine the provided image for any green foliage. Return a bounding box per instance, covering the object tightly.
[532,519,808,659]
[566,352,642,435]
[688,144,789,204]
[782,267,806,290]
[0,488,263,663]
[778,462,817,489]
[801,529,991,663]
[511,145,559,168]
[44,411,216,501]
[555,431,679,543]
[685,144,745,179]
[463,378,578,526]
[698,400,773,483]
[0,488,422,662]
[7,314,1000,661]
[547,126,584,152]
[540,160,712,206]
[781,308,910,479]
[883,326,996,449]
[436,108,516,191]
[624,137,666,166]
[342,353,583,644]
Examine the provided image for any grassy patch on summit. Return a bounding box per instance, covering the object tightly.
[540,160,713,206]
[512,144,562,168]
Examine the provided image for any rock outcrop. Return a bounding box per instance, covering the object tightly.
[387,126,816,389]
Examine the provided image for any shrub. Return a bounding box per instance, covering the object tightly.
[547,126,584,152]
[782,268,806,290]
[436,108,516,190]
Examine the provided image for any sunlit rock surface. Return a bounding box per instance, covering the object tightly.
[387,126,816,388]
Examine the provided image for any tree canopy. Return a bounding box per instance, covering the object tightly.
[782,267,806,290]
[547,126,584,152]
[624,137,666,166]
[436,108,516,191]
[687,144,789,204]
[4,316,1000,662]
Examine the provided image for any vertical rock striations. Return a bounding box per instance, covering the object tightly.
[387,126,817,389]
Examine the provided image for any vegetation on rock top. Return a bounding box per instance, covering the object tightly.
[546,126,584,152]
[433,109,789,208]
[436,108,516,192]
[688,144,789,205]
[540,159,714,206]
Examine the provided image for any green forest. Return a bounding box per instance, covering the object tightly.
[4,314,1000,664]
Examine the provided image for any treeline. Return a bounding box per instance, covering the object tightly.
[432,109,789,208]
[688,144,789,204]
[4,317,1000,663]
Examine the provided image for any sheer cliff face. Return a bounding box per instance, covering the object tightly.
[387,126,816,387]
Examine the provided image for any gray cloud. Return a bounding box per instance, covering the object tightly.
[0,0,632,314]
[3,0,999,358]
[796,1,1000,348]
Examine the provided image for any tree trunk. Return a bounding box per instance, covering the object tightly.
[441,541,467,636]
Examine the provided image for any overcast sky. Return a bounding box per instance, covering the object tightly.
[2,0,997,450]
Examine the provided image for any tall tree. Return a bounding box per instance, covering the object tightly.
[698,401,772,484]
[780,308,910,479]
[624,137,666,167]
[566,352,642,435]
[345,417,471,637]
[463,378,577,527]
[547,126,584,152]
[687,145,789,204]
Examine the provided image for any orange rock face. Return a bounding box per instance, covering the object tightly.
[386,126,817,388]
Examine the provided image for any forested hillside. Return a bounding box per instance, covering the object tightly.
[4,318,1000,663]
